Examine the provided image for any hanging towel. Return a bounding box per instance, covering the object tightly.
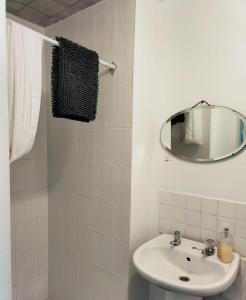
[51,37,99,122]
[7,19,43,163]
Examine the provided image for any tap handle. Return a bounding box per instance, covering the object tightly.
[173,230,181,241]
[170,230,181,246]
[205,239,215,248]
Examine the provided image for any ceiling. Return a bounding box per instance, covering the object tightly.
[6,0,102,27]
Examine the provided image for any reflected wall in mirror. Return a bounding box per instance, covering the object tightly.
[160,102,246,162]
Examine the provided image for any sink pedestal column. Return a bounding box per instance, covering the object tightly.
[165,291,202,300]
[149,284,203,300]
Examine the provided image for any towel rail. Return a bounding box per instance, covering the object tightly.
[43,36,117,71]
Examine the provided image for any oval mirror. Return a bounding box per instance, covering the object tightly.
[160,103,246,162]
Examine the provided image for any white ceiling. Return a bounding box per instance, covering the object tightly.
[6,0,102,27]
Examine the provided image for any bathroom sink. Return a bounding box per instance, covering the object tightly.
[133,234,240,297]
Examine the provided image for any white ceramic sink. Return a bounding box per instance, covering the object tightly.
[133,234,240,297]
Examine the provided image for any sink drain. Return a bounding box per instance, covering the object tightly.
[179,276,190,282]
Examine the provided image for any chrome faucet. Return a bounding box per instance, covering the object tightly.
[170,230,181,246]
[193,239,215,256]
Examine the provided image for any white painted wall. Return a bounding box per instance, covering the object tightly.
[147,0,246,202]
[0,2,12,300]
[131,0,246,298]
[131,0,246,239]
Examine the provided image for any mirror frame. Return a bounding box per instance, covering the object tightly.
[160,103,246,163]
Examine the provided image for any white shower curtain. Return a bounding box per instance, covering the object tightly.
[7,19,43,163]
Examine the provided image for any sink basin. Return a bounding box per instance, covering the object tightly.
[133,234,240,297]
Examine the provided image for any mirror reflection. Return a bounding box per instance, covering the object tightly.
[161,105,246,162]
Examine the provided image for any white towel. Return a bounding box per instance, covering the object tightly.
[7,19,43,163]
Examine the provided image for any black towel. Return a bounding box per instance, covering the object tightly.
[51,37,99,122]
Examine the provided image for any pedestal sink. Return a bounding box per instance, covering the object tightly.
[133,234,240,300]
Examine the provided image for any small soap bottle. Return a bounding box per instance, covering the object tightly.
[217,228,234,263]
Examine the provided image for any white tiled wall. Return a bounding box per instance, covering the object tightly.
[10,98,48,300]
[159,191,246,257]
[45,0,135,299]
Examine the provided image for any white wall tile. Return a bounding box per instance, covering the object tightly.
[13,160,35,192]
[77,194,94,229]
[113,85,133,128]
[186,210,201,227]
[76,264,94,300]
[185,225,200,241]
[159,191,186,208]
[12,191,37,223]
[117,68,133,88]
[11,218,16,286]
[74,6,94,47]
[217,217,235,235]
[46,1,134,299]
[159,221,185,235]
[12,189,48,222]
[13,160,46,192]
[76,162,94,196]
[22,132,47,161]
[93,199,115,236]
[10,164,14,192]
[36,190,48,218]
[77,227,93,268]
[201,213,217,231]
[116,0,135,68]
[114,166,131,204]
[36,271,48,300]
[114,203,130,242]
[14,221,37,259]
[172,222,186,234]
[93,267,121,300]
[172,207,186,223]
[11,61,48,300]
[37,217,48,271]
[48,160,75,193]
[78,164,115,200]
[236,220,246,239]
[100,165,115,201]
[92,128,115,164]
[96,75,117,128]
[170,192,186,208]
[15,247,37,284]
[12,286,17,300]
[159,205,172,220]
[201,229,217,242]
[159,191,246,261]
[93,267,112,300]
[92,232,114,272]
[236,204,246,221]
[94,0,116,61]
[114,240,129,281]
[201,198,218,215]
[159,219,173,234]
[186,195,201,211]
[235,238,246,257]
[16,277,40,300]
[111,277,128,300]
[77,124,94,163]
[218,201,236,219]
[114,128,132,166]
[159,205,186,223]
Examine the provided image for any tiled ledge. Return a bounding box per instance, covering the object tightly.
[159,191,246,257]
